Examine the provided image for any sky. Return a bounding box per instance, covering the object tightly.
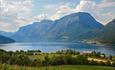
[0,0,115,32]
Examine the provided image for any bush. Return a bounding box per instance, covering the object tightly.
[49,55,64,65]
[111,61,115,67]
[31,59,42,66]
[105,61,111,66]
[56,49,80,55]
[88,60,97,65]
[98,61,106,66]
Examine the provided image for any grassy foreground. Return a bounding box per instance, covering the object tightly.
[0,64,115,70]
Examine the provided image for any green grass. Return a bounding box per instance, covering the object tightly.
[0,64,115,70]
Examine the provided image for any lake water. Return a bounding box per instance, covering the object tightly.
[0,42,115,55]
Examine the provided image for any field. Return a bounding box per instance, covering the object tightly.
[0,49,115,70]
[0,64,115,70]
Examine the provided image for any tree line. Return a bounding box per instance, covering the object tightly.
[0,49,115,67]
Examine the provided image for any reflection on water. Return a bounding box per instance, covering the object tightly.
[0,42,115,55]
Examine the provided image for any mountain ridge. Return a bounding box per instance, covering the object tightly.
[96,19,115,44]
[10,12,103,42]
[0,35,15,44]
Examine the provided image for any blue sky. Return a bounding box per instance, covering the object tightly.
[0,0,115,32]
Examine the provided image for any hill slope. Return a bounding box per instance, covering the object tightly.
[97,19,115,44]
[0,35,15,44]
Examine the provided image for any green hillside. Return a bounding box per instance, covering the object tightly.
[97,19,115,44]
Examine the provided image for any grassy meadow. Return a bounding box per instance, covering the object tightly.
[0,64,115,70]
[0,49,115,70]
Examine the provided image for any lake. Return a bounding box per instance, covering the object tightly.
[0,42,115,55]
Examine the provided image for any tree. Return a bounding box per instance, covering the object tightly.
[75,55,88,64]
[108,55,112,60]
[98,61,105,66]
[44,55,50,70]
[50,55,64,65]
[63,55,75,64]
[31,59,42,66]
[111,61,115,67]
[105,60,111,66]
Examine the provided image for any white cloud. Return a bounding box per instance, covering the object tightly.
[50,5,72,20]
[75,0,115,25]
[103,0,114,2]
[49,5,74,20]
[0,21,17,32]
[36,4,74,20]
[0,0,33,32]
[56,5,72,14]
[33,14,48,21]
[76,0,95,13]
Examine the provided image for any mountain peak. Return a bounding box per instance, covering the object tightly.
[58,12,103,29]
[78,12,91,15]
[63,12,92,18]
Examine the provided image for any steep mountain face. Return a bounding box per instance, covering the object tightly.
[11,12,103,42]
[0,35,15,44]
[51,12,103,41]
[97,19,115,44]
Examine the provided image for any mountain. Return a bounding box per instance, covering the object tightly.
[0,35,15,44]
[11,12,103,42]
[0,31,15,37]
[51,12,103,41]
[96,19,115,44]
[12,20,55,42]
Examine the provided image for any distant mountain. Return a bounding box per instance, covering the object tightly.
[11,20,55,42]
[0,31,14,37]
[96,19,115,44]
[11,12,103,42]
[0,35,15,44]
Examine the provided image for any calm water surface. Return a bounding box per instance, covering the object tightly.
[0,42,115,55]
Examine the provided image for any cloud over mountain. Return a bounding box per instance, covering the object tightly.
[75,0,115,25]
[0,0,115,32]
